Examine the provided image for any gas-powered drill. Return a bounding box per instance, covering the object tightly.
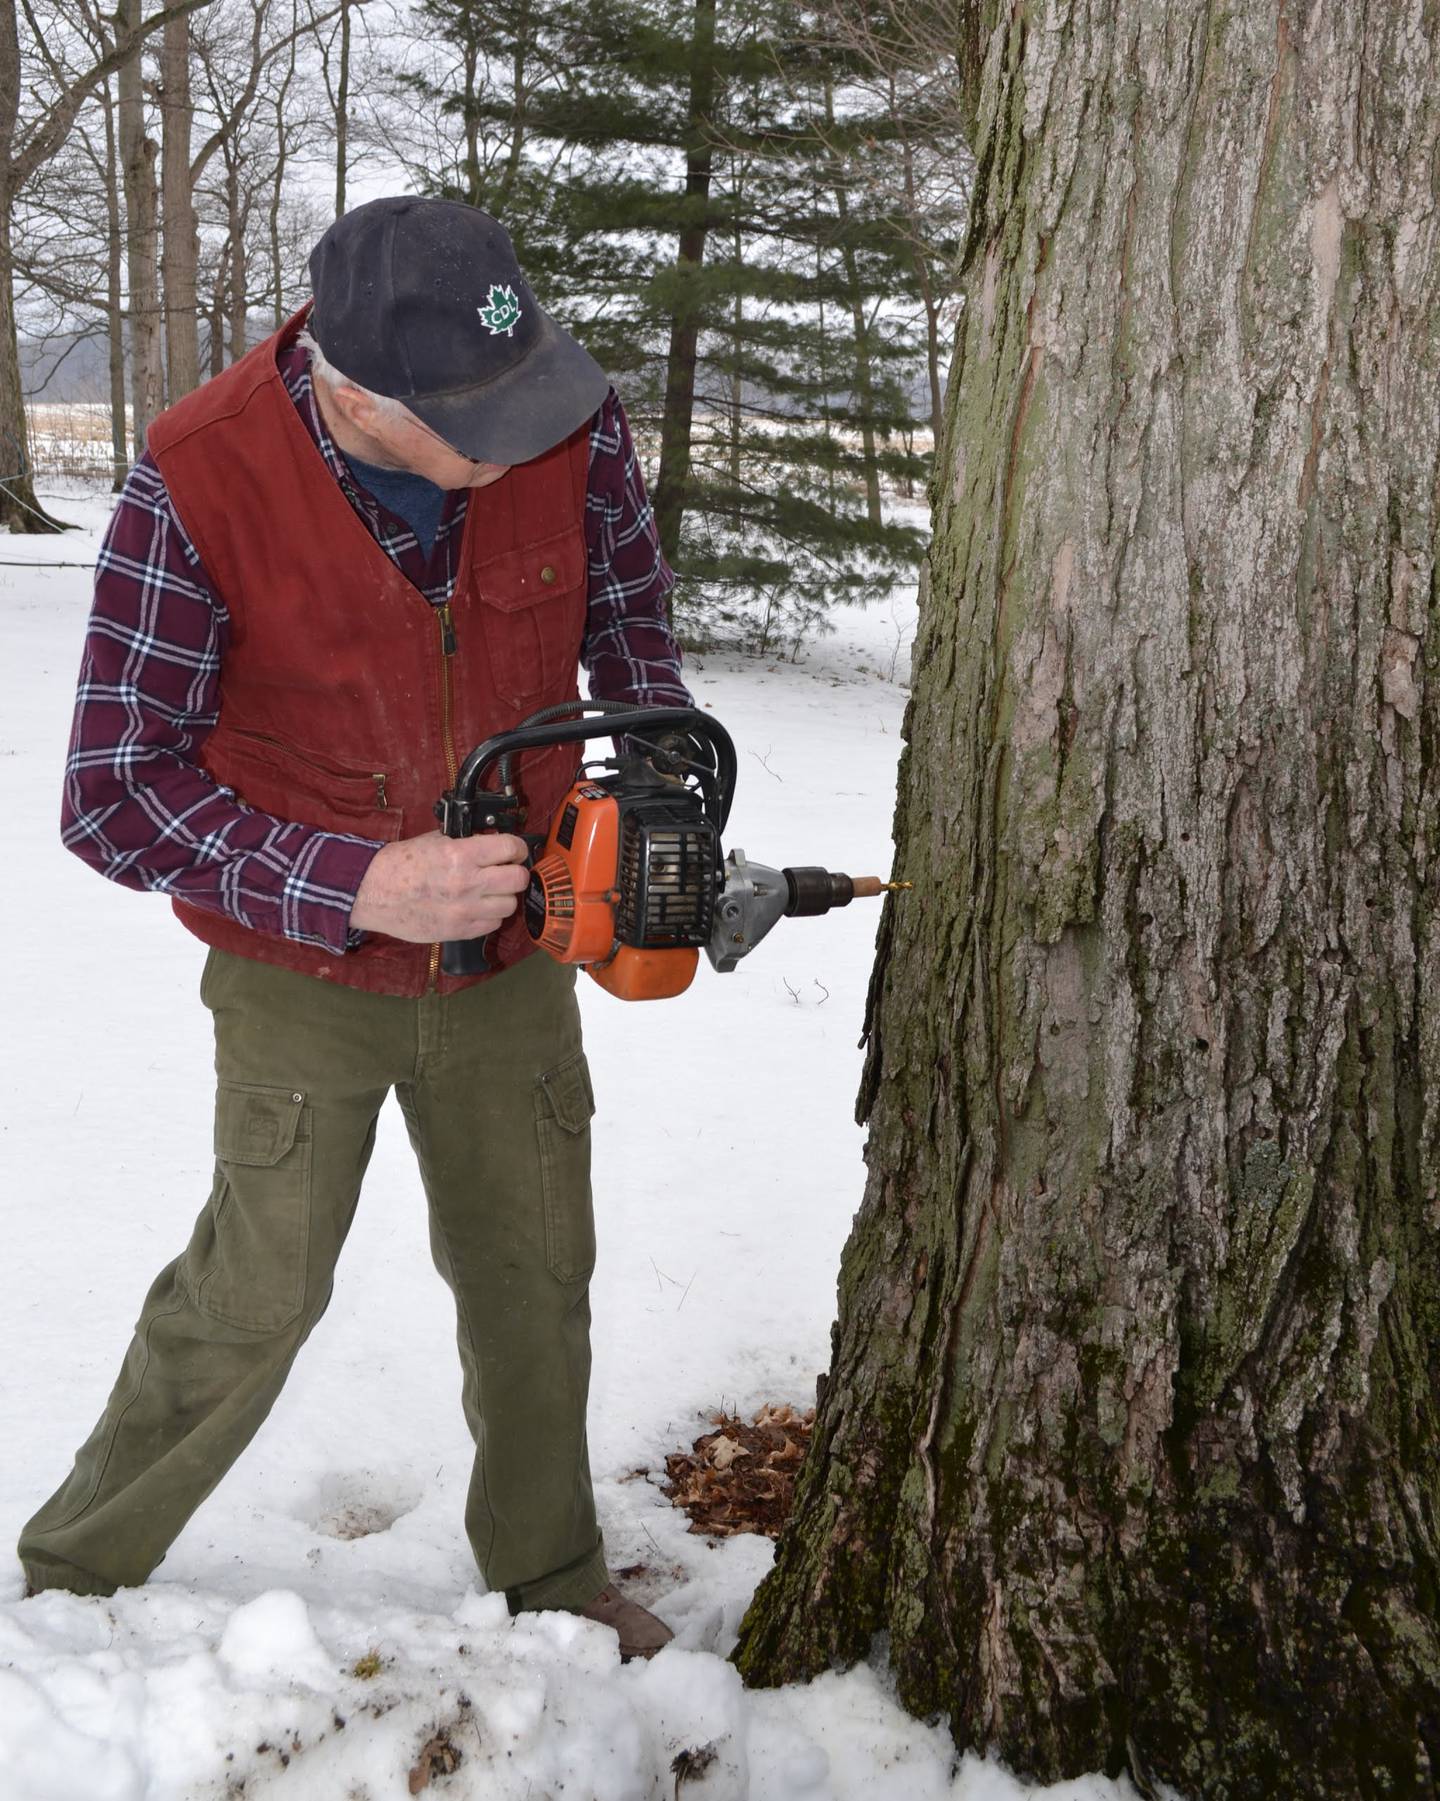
[434,701,907,999]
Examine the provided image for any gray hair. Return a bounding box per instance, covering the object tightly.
[297,325,410,426]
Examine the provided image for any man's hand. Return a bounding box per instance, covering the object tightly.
[350,831,531,942]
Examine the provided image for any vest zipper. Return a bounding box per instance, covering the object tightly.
[373,773,388,808]
[430,601,461,990]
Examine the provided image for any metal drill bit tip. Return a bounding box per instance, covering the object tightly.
[848,877,914,898]
[882,880,913,892]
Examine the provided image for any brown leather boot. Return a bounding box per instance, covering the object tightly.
[575,1583,675,1661]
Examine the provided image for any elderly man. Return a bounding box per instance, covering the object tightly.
[19,197,683,1659]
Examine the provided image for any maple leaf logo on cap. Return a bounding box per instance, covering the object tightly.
[477,282,522,337]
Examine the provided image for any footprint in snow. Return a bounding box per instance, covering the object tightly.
[308,1468,424,1541]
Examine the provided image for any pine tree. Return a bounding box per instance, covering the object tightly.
[402,0,945,649]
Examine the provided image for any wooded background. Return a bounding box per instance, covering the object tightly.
[3,0,971,643]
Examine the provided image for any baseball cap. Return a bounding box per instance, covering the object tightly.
[308,196,609,465]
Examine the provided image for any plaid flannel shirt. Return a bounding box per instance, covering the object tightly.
[62,340,690,954]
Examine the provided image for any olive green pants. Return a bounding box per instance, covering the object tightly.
[19,946,608,1612]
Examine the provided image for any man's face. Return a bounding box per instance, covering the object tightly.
[328,382,511,491]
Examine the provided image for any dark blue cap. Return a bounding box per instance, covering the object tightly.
[308,196,609,465]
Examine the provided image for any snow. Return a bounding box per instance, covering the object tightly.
[0,485,1134,1800]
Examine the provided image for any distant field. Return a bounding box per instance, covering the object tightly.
[26,402,123,478]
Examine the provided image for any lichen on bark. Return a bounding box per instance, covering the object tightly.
[733,2,1440,1794]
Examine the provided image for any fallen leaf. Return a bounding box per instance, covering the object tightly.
[408,1730,462,1793]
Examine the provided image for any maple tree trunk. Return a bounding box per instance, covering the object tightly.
[735,3,1440,1796]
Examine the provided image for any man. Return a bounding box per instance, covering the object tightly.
[18,197,683,1660]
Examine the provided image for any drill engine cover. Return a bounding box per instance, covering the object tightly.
[525,770,720,999]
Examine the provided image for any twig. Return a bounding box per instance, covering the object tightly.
[782,978,802,1005]
[748,746,782,781]
[812,978,831,1005]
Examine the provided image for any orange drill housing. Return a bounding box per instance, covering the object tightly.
[525,781,704,999]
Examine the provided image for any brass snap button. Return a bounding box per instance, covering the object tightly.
[540,564,558,584]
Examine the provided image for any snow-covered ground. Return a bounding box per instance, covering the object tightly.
[0,486,1130,1801]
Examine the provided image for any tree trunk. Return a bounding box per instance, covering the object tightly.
[117,0,162,453]
[160,9,200,402]
[494,0,528,213]
[728,205,742,487]
[898,128,944,448]
[100,76,129,489]
[333,0,349,217]
[226,163,247,362]
[824,76,882,531]
[651,0,716,573]
[461,31,480,205]
[207,249,226,379]
[269,30,298,328]
[0,184,66,531]
[0,0,65,531]
[735,4,1440,1797]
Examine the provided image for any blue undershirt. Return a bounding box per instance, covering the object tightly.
[343,453,449,559]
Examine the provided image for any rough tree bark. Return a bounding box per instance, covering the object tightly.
[735,3,1440,1797]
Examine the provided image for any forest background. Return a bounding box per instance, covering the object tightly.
[4,0,971,649]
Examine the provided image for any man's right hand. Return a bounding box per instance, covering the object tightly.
[349,831,531,942]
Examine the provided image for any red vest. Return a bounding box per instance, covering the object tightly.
[147,308,589,997]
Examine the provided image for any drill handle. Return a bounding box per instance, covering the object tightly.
[441,936,494,978]
[435,790,527,980]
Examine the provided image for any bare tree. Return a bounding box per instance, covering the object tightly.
[1,0,211,529]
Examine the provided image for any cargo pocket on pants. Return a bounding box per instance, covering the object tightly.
[188,1081,313,1333]
[535,1053,596,1284]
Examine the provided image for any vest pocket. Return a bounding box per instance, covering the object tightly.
[206,725,403,840]
[475,530,588,708]
[535,1052,596,1284]
[185,1081,313,1333]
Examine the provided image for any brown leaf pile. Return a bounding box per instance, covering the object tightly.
[662,1404,815,1539]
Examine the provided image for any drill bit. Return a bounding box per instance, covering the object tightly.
[850,877,913,897]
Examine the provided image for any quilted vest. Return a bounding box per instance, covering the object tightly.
[146,306,589,997]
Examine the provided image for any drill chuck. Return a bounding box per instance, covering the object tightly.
[783,867,856,915]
